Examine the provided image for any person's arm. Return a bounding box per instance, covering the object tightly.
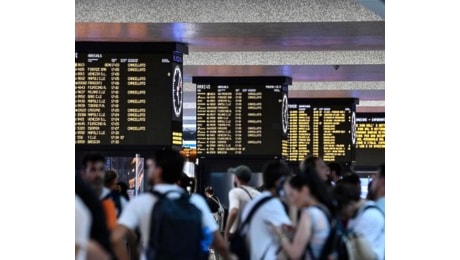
[111,224,130,260]
[272,210,311,259]
[212,231,235,260]
[224,190,240,240]
[224,208,239,240]
[86,240,111,260]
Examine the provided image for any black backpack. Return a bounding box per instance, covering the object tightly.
[317,204,384,260]
[146,190,207,260]
[229,196,274,259]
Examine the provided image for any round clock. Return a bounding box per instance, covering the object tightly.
[282,94,289,135]
[172,65,183,118]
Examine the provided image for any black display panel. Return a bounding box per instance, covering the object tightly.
[75,42,187,149]
[355,113,385,166]
[193,77,291,158]
[288,98,358,163]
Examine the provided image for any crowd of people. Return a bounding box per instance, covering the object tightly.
[75,150,385,260]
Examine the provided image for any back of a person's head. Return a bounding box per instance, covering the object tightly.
[333,181,361,211]
[152,149,184,184]
[289,167,335,214]
[104,169,118,187]
[328,162,342,176]
[82,153,106,168]
[302,154,319,169]
[262,161,291,190]
[340,173,361,187]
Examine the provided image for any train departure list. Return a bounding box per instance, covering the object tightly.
[355,113,385,166]
[75,44,185,147]
[288,99,357,163]
[195,83,289,157]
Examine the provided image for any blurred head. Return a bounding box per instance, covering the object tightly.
[371,163,385,199]
[333,182,361,219]
[81,153,106,194]
[149,149,184,185]
[104,169,118,190]
[205,186,214,198]
[328,162,343,182]
[177,172,190,192]
[228,165,252,187]
[301,155,330,182]
[340,173,361,197]
[146,158,155,185]
[284,167,335,213]
[262,161,291,197]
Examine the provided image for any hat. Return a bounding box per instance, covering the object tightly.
[228,165,252,183]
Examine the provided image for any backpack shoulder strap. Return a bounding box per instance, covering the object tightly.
[239,196,274,229]
[239,186,253,199]
[360,204,385,218]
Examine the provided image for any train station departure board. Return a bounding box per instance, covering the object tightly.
[355,113,385,166]
[75,42,187,150]
[193,77,291,157]
[288,98,358,163]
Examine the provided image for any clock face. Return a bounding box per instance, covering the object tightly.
[282,94,289,135]
[351,111,356,145]
[172,65,183,118]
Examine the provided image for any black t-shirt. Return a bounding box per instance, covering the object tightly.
[205,196,220,213]
[75,174,116,259]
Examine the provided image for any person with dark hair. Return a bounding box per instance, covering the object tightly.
[104,169,129,218]
[224,165,261,240]
[333,182,385,260]
[115,182,130,202]
[300,155,333,187]
[240,161,292,259]
[81,153,118,231]
[111,149,233,260]
[327,162,343,184]
[178,172,192,193]
[366,180,375,201]
[370,163,385,214]
[75,173,115,260]
[271,166,335,259]
[340,173,362,197]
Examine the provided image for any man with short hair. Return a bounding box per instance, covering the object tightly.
[241,161,292,260]
[370,164,385,214]
[81,153,118,231]
[224,165,261,240]
[111,149,233,260]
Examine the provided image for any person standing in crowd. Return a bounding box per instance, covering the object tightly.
[224,165,261,240]
[371,163,385,214]
[333,181,385,260]
[115,182,130,202]
[111,149,233,260]
[241,161,292,260]
[300,155,333,187]
[327,162,343,185]
[81,153,118,231]
[272,166,335,260]
[75,173,115,260]
[104,169,128,218]
[205,186,224,230]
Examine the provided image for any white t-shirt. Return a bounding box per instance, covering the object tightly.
[118,184,218,260]
[347,201,385,260]
[228,185,260,233]
[241,191,291,260]
[303,206,330,260]
[75,195,92,260]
